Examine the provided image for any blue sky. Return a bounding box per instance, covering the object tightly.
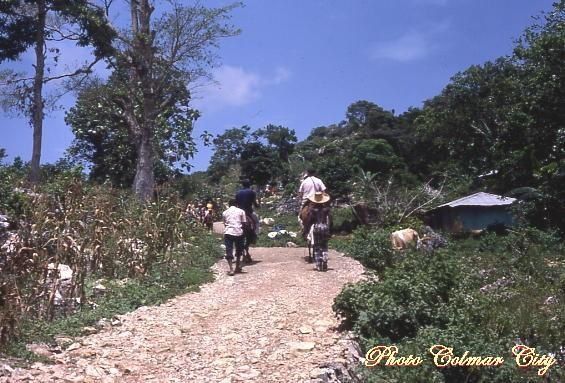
[0,0,556,172]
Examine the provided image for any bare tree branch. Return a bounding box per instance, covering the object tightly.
[1,58,103,86]
[400,175,448,222]
[43,58,102,82]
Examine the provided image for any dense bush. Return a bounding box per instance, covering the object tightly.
[331,207,358,234]
[335,250,462,340]
[0,157,29,217]
[339,227,397,273]
[334,227,564,382]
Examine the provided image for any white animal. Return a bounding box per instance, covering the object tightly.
[390,228,420,250]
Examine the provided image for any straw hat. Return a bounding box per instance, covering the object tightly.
[308,192,330,204]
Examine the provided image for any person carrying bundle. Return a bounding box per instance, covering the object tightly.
[235,179,260,263]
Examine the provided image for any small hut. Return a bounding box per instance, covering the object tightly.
[425,192,516,232]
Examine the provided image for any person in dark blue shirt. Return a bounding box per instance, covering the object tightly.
[235,179,260,263]
[236,179,258,215]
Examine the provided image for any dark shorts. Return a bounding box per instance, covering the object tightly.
[224,234,245,261]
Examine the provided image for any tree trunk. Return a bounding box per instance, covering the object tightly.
[29,0,47,184]
[133,134,154,201]
[133,92,157,200]
[130,0,156,201]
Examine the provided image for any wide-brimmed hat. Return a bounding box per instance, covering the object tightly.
[308,192,330,204]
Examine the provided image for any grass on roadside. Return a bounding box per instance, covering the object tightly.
[4,235,222,361]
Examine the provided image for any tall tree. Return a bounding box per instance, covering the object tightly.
[411,1,565,230]
[253,124,297,163]
[65,66,198,187]
[208,126,251,182]
[0,0,115,183]
[346,100,397,137]
[511,0,565,230]
[414,58,521,178]
[240,141,276,188]
[111,0,240,200]
[352,139,404,176]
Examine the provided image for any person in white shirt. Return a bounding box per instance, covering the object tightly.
[298,169,328,238]
[222,199,247,276]
[298,169,326,206]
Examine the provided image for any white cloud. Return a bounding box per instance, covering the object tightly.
[204,66,262,107]
[270,66,292,85]
[369,22,450,62]
[193,65,291,111]
[370,32,430,62]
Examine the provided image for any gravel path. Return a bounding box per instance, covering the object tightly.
[4,247,365,382]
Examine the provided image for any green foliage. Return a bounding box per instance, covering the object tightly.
[0,1,36,62]
[352,139,405,176]
[65,66,198,187]
[415,59,520,177]
[411,2,565,232]
[250,125,297,185]
[274,2,564,231]
[340,228,396,273]
[0,157,28,216]
[293,102,419,200]
[314,153,355,199]
[208,124,298,188]
[208,126,251,182]
[173,171,219,201]
[334,226,564,382]
[253,124,297,163]
[331,207,358,234]
[346,100,397,138]
[240,142,277,188]
[0,0,115,64]
[349,171,441,227]
[0,0,116,183]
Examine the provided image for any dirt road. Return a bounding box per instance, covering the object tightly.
[5,247,364,382]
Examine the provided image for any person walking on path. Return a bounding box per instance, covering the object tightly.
[203,201,215,232]
[302,192,332,271]
[222,199,247,276]
[236,179,260,214]
[235,179,260,262]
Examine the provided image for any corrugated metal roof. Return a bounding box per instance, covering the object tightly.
[436,192,516,208]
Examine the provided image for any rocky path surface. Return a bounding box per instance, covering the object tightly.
[4,247,365,383]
